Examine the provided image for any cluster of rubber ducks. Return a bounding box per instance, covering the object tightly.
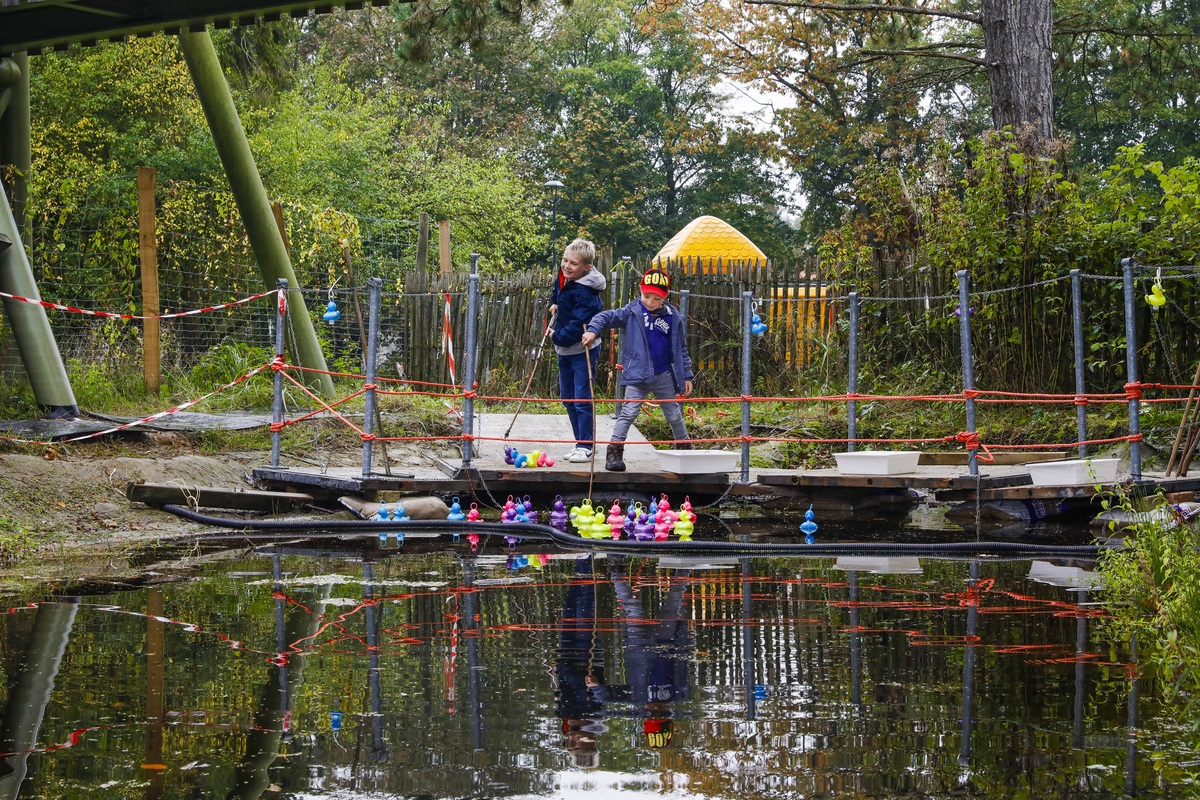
[503,446,555,468]
[550,494,697,541]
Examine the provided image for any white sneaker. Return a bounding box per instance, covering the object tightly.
[562,447,582,461]
[567,448,593,463]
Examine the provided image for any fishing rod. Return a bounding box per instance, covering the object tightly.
[504,309,557,439]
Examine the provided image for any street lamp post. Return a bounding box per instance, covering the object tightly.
[544,179,563,269]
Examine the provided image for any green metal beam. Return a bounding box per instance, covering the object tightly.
[0,53,77,418]
[178,29,334,397]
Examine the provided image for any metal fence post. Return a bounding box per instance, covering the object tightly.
[1070,269,1087,458]
[847,291,859,452]
[461,254,481,468]
[361,277,382,478]
[741,291,753,483]
[956,270,978,477]
[271,279,287,468]
[1121,258,1142,480]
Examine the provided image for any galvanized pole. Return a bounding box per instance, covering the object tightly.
[1121,258,1142,480]
[271,280,287,468]
[957,270,979,477]
[741,291,753,483]
[1070,270,1088,458]
[361,278,382,478]
[847,291,860,452]
[461,255,481,468]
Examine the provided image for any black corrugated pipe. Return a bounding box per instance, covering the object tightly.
[161,505,1107,558]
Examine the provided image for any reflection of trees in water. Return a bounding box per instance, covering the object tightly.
[1,554,1176,797]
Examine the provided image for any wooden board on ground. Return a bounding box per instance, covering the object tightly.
[126,482,313,512]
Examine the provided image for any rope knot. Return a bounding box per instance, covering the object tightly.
[360,433,376,442]
[269,422,286,433]
[271,355,285,371]
[955,430,981,450]
[363,382,377,391]
[963,388,981,400]
[1124,382,1144,401]
[1073,395,1089,407]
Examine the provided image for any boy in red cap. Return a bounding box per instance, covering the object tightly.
[581,266,693,472]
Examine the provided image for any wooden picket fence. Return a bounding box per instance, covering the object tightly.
[383,255,848,400]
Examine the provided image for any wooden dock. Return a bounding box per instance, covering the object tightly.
[251,413,1200,518]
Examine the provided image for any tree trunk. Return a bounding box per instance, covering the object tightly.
[981,0,1054,141]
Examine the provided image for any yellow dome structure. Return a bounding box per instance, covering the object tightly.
[652,216,766,271]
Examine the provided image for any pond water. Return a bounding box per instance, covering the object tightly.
[0,533,1194,799]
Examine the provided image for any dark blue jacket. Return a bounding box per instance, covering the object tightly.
[551,268,606,356]
[586,300,694,393]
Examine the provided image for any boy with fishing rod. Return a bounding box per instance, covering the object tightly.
[580,266,693,472]
[549,238,607,463]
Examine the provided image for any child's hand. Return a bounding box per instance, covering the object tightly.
[682,380,693,397]
[581,331,597,347]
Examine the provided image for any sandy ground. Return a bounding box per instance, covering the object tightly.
[0,433,407,590]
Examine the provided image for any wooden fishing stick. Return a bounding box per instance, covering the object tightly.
[1166,357,1200,476]
[504,309,557,439]
[585,345,597,499]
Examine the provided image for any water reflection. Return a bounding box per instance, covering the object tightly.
[0,549,1184,797]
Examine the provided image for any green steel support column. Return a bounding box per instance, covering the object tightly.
[0,54,29,244]
[177,30,334,397]
[0,89,79,417]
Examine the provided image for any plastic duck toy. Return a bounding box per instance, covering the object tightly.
[751,311,767,336]
[1147,281,1166,308]
[549,496,569,531]
[447,497,466,521]
[374,501,389,522]
[607,501,626,538]
[800,504,818,544]
[674,516,694,539]
[503,446,516,465]
[322,299,340,323]
[466,502,481,522]
[633,512,655,541]
[391,503,411,521]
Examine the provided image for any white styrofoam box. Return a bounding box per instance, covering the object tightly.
[1027,457,1119,486]
[657,449,739,474]
[833,451,921,475]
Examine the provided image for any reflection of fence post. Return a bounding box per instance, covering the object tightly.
[461,255,480,468]
[1121,258,1142,480]
[138,166,161,395]
[1070,270,1088,458]
[847,291,859,453]
[271,279,287,468]
[741,291,753,483]
[956,270,978,477]
[361,277,382,478]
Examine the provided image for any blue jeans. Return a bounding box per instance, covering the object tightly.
[558,347,602,449]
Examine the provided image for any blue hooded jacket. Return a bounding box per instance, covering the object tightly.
[551,268,606,356]
[586,299,694,392]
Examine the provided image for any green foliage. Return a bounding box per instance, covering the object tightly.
[819,130,1200,391]
[1097,497,1200,759]
[167,341,278,411]
[0,518,34,563]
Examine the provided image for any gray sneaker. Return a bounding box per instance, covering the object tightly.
[567,447,593,463]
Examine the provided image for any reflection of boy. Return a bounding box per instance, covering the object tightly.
[607,564,692,749]
[550,239,606,463]
[554,558,607,767]
[581,267,693,472]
